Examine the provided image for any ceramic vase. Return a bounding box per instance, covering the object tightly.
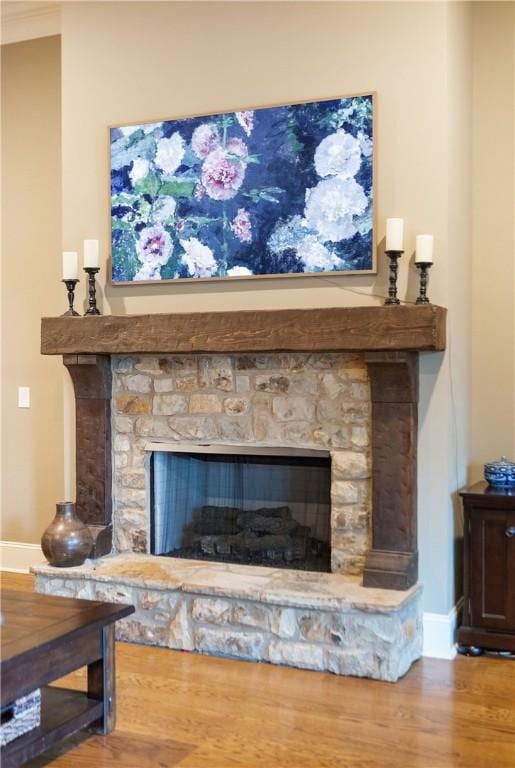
[41,501,93,567]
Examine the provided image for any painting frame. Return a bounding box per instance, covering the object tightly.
[108,91,377,285]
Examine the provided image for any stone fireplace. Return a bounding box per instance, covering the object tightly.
[33,305,446,681]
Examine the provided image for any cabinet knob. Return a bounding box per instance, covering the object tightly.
[506,526,515,538]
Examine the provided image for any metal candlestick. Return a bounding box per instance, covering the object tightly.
[61,279,80,316]
[415,262,433,304]
[384,250,404,305]
[84,267,101,315]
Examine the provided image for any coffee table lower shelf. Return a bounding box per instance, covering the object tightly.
[2,686,103,768]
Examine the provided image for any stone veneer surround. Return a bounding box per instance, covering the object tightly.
[110,352,372,575]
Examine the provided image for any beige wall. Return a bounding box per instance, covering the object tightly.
[1,36,63,543]
[470,2,515,480]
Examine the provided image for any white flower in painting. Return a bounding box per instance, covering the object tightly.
[314,129,361,179]
[129,157,150,185]
[191,123,221,159]
[230,208,252,243]
[140,123,162,135]
[304,176,367,242]
[153,195,177,224]
[119,122,162,138]
[135,225,172,281]
[357,130,373,158]
[236,111,254,136]
[119,126,136,138]
[179,237,218,278]
[354,199,373,236]
[155,132,185,175]
[201,148,246,201]
[227,265,253,277]
[296,236,340,272]
[268,215,307,254]
[226,137,248,158]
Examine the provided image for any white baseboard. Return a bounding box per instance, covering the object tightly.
[422,598,463,660]
[0,540,43,573]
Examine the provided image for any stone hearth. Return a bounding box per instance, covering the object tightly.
[32,554,422,682]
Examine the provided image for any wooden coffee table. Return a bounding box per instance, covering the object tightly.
[1,589,134,768]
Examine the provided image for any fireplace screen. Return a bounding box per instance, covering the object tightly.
[150,446,331,572]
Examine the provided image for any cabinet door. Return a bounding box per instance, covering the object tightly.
[469,508,515,631]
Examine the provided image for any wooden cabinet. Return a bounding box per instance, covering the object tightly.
[458,482,515,654]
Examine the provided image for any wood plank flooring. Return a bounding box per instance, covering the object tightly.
[2,571,514,768]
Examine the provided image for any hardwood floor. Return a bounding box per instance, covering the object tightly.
[2,571,514,768]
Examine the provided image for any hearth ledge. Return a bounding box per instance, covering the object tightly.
[31,554,420,612]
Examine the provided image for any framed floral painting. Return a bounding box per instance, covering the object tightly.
[109,93,375,283]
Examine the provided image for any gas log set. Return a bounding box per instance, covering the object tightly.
[166,504,330,571]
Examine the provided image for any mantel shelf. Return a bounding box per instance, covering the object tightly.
[41,305,446,356]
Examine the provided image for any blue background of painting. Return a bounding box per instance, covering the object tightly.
[111,95,373,282]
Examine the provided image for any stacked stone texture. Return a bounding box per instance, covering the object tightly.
[111,353,371,575]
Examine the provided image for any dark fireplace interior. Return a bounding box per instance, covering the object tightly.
[150,447,331,572]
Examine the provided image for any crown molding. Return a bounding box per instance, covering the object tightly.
[1,2,60,46]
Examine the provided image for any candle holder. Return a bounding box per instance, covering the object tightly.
[84,267,101,315]
[61,279,80,316]
[415,262,433,304]
[384,250,404,305]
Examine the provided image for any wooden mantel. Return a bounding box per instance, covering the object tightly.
[41,305,447,591]
[41,305,446,356]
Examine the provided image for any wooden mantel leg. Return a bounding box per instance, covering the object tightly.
[63,354,112,557]
[363,351,419,590]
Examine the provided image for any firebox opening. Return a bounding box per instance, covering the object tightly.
[150,444,331,572]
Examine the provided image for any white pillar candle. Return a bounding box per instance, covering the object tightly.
[62,251,78,280]
[385,218,404,251]
[84,239,100,269]
[415,234,434,263]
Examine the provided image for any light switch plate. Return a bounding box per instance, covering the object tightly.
[18,386,30,408]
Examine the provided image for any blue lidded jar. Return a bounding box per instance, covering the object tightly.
[484,456,515,488]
